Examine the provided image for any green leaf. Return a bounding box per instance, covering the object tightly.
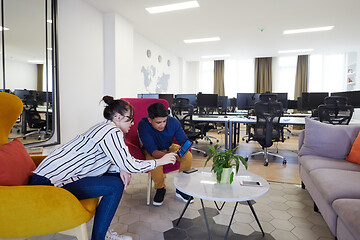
[230,172,234,184]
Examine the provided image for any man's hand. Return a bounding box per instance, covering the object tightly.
[120,170,132,190]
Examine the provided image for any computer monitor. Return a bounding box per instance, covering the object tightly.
[197,93,218,108]
[301,92,329,110]
[36,91,52,105]
[331,90,360,108]
[0,89,10,93]
[273,93,288,110]
[236,93,260,110]
[217,96,228,109]
[14,89,35,101]
[287,100,298,110]
[175,94,197,106]
[137,93,159,99]
[230,98,237,108]
[158,94,174,107]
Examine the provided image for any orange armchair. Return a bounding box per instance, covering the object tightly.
[0,92,98,239]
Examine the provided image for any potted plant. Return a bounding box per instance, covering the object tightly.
[204,144,248,184]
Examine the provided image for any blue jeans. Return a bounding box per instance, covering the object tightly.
[29,173,124,240]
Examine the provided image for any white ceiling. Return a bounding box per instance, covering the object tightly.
[84,0,360,61]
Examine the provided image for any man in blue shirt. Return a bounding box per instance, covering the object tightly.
[138,102,193,206]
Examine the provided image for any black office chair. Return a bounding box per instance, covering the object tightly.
[172,98,207,157]
[318,96,354,125]
[23,99,48,140]
[246,94,286,166]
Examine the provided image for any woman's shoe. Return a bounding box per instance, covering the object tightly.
[105,229,132,240]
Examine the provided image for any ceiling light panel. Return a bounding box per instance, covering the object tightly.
[184,37,220,43]
[202,54,230,59]
[0,26,9,31]
[146,1,199,14]
[283,26,334,35]
[278,49,314,54]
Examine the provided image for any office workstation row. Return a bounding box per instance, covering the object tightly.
[3,89,53,140]
[138,91,360,151]
[138,90,360,116]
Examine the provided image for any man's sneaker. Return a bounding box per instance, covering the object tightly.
[176,189,194,203]
[153,187,166,206]
[105,229,132,240]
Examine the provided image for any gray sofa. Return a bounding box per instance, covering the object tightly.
[298,118,360,240]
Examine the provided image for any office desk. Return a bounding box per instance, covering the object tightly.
[193,114,360,150]
[192,115,307,150]
[193,115,231,149]
[283,112,311,117]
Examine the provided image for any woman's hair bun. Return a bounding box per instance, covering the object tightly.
[102,95,114,105]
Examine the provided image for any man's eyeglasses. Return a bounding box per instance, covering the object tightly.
[124,115,134,123]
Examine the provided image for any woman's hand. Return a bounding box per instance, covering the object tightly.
[157,152,177,166]
[120,170,132,190]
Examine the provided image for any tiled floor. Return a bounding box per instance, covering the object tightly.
[22,172,333,240]
[17,127,335,240]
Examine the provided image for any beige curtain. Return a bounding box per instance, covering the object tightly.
[294,55,309,99]
[214,60,225,96]
[254,57,272,93]
[37,64,44,91]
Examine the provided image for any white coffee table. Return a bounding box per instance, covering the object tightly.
[174,167,270,239]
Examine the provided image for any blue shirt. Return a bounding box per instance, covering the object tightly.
[138,116,188,155]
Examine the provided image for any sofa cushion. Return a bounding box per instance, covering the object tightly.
[346,131,360,165]
[0,138,36,186]
[299,118,360,160]
[333,199,360,239]
[310,169,360,204]
[299,155,360,174]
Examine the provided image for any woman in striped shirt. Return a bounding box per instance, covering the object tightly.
[30,96,177,240]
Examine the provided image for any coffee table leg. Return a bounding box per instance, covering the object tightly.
[176,198,192,226]
[214,201,226,211]
[201,199,212,240]
[247,200,265,236]
[224,201,238,239]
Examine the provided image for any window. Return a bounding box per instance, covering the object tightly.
[309,54,346,92]
[224,59,254,98]
[273,56,297,100]
[1,0,59,147]
[198,61,214,93]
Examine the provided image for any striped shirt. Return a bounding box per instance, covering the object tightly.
[34,121,156,187]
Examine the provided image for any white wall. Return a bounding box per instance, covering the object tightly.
[133,32,180,95]
[114,14,134,98]
[58,0,104,143]
[57,0,185,143]
[5,59,37,90]
[103,13,135,98]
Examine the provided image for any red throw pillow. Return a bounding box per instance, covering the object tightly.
[0,138,36,186]
[346,131,360,165]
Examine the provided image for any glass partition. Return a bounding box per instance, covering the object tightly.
[1,0,59,146]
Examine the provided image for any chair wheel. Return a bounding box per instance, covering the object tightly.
[216,139,219,142]
[203,153,207,157]
[245,157,249,162]
[264,162,268,166]
[283,159,287,165]
[195,140,198,144]
[209,141,213,145]
[246,140,249,143]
